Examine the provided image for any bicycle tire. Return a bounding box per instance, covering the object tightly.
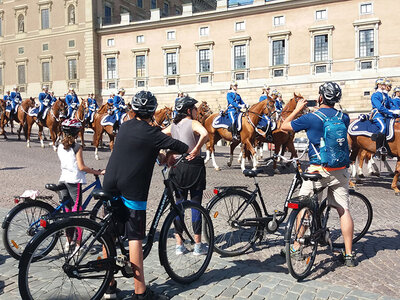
[89,199,105,221]
[207,189,262,256]
[320,190,372,248]
[2,201,55,260]
[159,201,214,283]
[18,217,115,300]
[285,207,318,280]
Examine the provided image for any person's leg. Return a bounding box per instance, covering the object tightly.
[174,188,188,247]
[129,240,146,294]
[189,189,203,244]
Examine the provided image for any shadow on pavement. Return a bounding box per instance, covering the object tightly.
[0,167,25,171]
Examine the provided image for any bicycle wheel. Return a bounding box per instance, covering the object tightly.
[2,201,55,260]
[285,207,318,280]
[18,218,115,300]
[320,190,372,248]
[207,190,262,256]
[159,201,214,284]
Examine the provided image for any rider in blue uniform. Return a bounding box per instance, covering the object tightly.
[86,93,98,124]
[227,81,247,140]
[391,87,400,109]
[113,88,126,132]
[3,90,11,109]
[257,85,273,136]
[10,87,22,117]
[271,90,283,116]
[370,78,399,158]
[172,91,184,119]
[65,87,80,119]
[50,91,57,105]
[37,86,52,120]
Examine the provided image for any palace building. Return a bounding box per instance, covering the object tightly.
[1,0,399,115]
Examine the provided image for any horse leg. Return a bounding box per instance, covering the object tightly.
[80,128,86,148]
[391,160,400,195]
[38,126,45,148]
[93,127,102,160]
[204,141,211,163]
[384,159,395,176]
[50,128,57,151]
[228,141,239,167]
[206,133,220,171]
[273,143,281,174]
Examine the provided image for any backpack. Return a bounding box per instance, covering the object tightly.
[312,110,350,168]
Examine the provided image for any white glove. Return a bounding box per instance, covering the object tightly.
[390,110,400,115]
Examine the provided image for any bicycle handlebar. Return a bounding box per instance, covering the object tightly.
[264,145,308,165]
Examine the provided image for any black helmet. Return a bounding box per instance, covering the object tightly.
[61,119,82,137]
[175,96,198,113]
[131,91,158,118]
[319,82,342,106]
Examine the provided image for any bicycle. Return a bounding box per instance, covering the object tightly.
[2,175,102,261]
[207,150,372,257]
[18,158,214,300]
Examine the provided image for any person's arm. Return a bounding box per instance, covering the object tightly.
[227,92,239,108]
[372,93,393,117]
[75,147,105,175]
[281,98,307,132]
[187,120,209,160]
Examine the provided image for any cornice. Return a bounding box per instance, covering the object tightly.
[352,18,381,27]
[308,24,334,32]
[194,41,215,47]
[97,0,349,35]
[161,45,181,50]
[131,47,150,53]
[267,30,291,37]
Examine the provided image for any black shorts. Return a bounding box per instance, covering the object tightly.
[125,209,146,240]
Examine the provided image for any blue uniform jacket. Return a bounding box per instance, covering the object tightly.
[113,95,125,109]
[88,98,99,111]
[391,97,400,110]
[10,91,22,102]
[227,91,245,109]
[275,100,283,112]
[259,95,268,102]
[39,92,52,105]
[371,91,393,119]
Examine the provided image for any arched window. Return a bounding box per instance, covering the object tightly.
[18,14,24,33]
[68,5,75,25]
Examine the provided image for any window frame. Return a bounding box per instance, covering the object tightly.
[14,5,28,34]
[107,38,115,47]
[136,35,144,44]
[0,10,4,37]
[199,26,209,37]
[166,30,176,41]
[65,51,80,89]
[132,48,150,88]
[195,41,214,85]
[229,36,251,81]
[353,18,380,71]
[268,30,291,78]
[235,21,245,32]
[360,2,373,15]
[39,54,53,88]
[273,15,285,27]
[315,9,327,21]
[38,1,52,31]
[162,45,181,86]
[102,49,119,90]
[15,57,28,92]
[309,25,333,75]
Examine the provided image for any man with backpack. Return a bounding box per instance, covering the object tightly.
[281,81,356,267]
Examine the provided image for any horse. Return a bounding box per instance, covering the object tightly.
[348,122,400,195]
[150,106,173,129]
[74,99,87,147]
[25,98,68,150]
[203,98,276,171]
[0,97,36,140]
[197,101,213,126]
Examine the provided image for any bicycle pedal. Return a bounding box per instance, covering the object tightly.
[115,254,128,268]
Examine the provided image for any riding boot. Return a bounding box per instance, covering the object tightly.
[113,122,119,135]
[231,124,239,141]
[374,133,387,159]
[37,110,43,120]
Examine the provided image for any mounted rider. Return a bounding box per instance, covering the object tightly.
[172,91,184,119]
[227,81,248,140]
[10,86,22,117]
[50,91,57,105]
[256,85,274,139]
[391,87,400,109]
[370,78,400,158]
[65,87,80,119]
[259,84,270,102]
[85,93,98,124]
[271,90,283,116]
[3,90,11,108]
[37,86,52,120]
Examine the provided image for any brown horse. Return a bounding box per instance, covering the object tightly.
[150,106,173,129]
[25,98,68,150]
[0,97,36,140]
[349,125,400,194]
[75,99,87,147]
[204,98,276,171]
[197,101,213,126]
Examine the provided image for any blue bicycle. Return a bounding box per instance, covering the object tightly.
[2,175,102,260]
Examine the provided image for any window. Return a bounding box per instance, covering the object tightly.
[136,55,145,77]
[314,35,328,61]
[68,59,77,80]
[360,3,373,15]
[167,31,175,40]
[168,79,176,85]
[18,65,26,84]
[274,16,285,26]
[200,76,209,83]
[151,0,157,9]
[315,65,327,73]
[42,62,50,82]
[41,9,49,29]
[315,9,327,20]
[175,9,180,15]
[43,43,49,51]
[137,0,143,8]
[234,45,246,70]
[361,61,372,69]
[166,52,177,75]
[108,82,116,89]
[107,38,115,47]
[199,27,209,37]
[137,80,145,87]
[364,91,371,96]
[359,29,374,57]
[273,69,284,77]
[136,35,144,43]
[163,2,169,17]
[68,5,76,25]
[106,57,117,79]
[18,14,24,33]
[18,47,24,55]
[235,21,245,32]
[0,16,3,36]
[68,40,75,48]
[199,49,210,73]
[104,5,112,25]
[272,40,285,65]
[235,73,245,80]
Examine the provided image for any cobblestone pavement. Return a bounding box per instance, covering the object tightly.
[0,130,399,299]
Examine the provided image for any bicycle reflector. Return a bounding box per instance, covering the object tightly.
[288,202,299,209]
[14,198,19,204]
[213,189,219,195]
[40,218,48,228]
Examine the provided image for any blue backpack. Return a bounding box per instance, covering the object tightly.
[313,110,350,168]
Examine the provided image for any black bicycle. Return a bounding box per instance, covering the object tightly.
[285,171,372,280]
[18,159,214,300]
[207,151,372,257]
[2,175,102,260]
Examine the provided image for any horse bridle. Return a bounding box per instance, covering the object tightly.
[152,109,172,129]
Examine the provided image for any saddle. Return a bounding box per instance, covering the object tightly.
[348,118,395,141]
[212,111,243,131]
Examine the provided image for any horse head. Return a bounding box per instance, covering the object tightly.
[197,101,213,123]
[53,98,68,120]
[152,107,172,128]
[280,93,306,119]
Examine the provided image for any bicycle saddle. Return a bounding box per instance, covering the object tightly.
[45,183,67,192]
[301,172,322,181]
[243,169,263,178]
[92,189,114,201]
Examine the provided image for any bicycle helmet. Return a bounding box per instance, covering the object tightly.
[175,96,198,114]
[61,119,82,136]
[319,81,342,106]
[131,91,158,118]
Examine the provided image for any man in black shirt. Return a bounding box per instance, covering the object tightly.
[103,91,188,300]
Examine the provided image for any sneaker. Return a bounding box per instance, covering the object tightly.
[290,245,304,261]
[176,244,189,255]
[132,288,169,300]
[64,241,75,252]
[104,281,118,299]
[193,243,208,256]
[343,254,358,267]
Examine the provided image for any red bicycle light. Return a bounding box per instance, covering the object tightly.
[14,198,20,204]
[288,203,299,209]
[40,219,47,228]
[213,189,219,195]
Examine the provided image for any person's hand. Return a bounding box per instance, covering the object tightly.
[390,109,400,115]
[166,151,176,167]
[100,169,106,175]
[187,147,200,161]
[295,99,307,112]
